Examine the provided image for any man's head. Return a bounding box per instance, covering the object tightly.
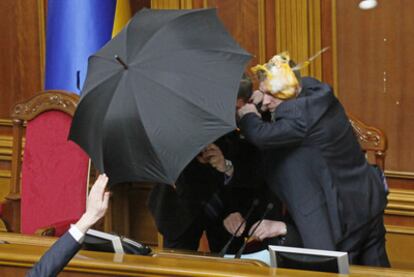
[262,93,284,112]
[251,52,302,101]
[258,59,302,112]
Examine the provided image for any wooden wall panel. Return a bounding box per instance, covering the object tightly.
[0,0,44,119]
[386,229,414,269]
[0,1,44,205]
[335,0,414,232]
[336,0,414,174]
[109,182,158,246]
[320,0,335,86]
[0,0,412,262]
[130,0,151,14]
[273,0,324,79]
[201,0,264,68]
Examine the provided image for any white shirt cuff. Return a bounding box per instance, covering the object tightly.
[69,224,85,244]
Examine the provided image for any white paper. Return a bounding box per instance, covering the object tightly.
[224,249,271,266]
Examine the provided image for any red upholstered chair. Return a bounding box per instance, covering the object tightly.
[1,91,89,235]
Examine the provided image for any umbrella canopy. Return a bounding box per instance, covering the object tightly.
[69,8,251,186]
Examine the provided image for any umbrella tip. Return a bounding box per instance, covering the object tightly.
[114,55,128,70]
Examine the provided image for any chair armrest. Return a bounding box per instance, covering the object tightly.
[35,218,79,237]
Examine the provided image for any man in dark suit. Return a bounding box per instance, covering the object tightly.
[26,174,110,277]
[237,73,390,266]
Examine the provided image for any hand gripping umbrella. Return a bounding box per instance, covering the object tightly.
[69,8,251,186]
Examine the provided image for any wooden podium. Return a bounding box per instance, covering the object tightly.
[0,232,413,277]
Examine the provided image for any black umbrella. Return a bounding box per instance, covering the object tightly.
[69,8,251,186]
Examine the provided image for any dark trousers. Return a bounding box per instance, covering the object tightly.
[338,215,390,267]
[163,215,244,254]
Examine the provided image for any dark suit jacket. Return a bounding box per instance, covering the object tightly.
[239,77,388,250]
[26,232,81,277]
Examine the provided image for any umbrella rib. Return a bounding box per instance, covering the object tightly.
[135,69,236,127]
[130,114,170,183]
[80,56,123,100]
[138,111,172,183]
[93,54,121,65]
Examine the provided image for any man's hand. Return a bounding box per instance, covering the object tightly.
[249,220,287,241]
[223,212,245,237]
[75,174,110,234]
[237,103,261,119]
[250,90,264,105]
[197,144,228,172]
[196,151,209,164]
[259,81,269,94]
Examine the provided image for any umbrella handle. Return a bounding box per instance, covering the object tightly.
[114,55,128,70]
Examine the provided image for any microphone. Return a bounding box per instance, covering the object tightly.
[218,198,259,257]
[234,202,274,259]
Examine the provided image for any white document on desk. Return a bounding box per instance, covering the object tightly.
[224,249,270,266]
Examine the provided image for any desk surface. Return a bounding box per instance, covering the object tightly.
[0,232,413,277]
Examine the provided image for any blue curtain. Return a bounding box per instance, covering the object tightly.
[45,0,116,94]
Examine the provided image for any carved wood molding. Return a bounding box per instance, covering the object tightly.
[11,90,79,121]
[0,119,13,127]
[0,135,24,162]
[386,225,414,236]
[385,189,414,217]
[348,114,387,151]
[0,170,11,178]
[385,170,414,180]
[0,136,12,161]
[347,113,387,170]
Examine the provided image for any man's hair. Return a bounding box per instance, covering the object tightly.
[238,73,253,102]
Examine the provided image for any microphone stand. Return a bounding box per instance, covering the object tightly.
[234,203,274,259]
[218,199,259,257]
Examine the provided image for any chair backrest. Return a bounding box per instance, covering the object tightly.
[6,91,89,234]
[348,114,387,170]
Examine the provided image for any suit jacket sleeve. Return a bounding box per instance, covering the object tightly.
[26,232,82,277]
[238,111,307,149]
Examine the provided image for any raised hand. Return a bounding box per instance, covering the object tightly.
[75,174,110,233]
[198,144,226,172]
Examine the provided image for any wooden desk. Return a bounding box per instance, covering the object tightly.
[0,233,413,277]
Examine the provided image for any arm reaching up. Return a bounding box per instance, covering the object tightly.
[27,174,110,277]
[75,174,110,233]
